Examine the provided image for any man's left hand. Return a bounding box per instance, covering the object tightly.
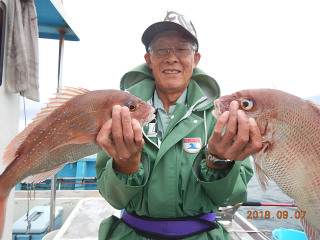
[207,100,263,162]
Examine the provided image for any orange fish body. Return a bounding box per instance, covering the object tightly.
[212,89,320,240]
[0,87,154,239]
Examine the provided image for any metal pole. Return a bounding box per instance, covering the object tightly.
[57,30,66,94]
[49,29,66,232]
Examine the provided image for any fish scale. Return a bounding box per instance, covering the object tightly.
[212,88,320,240]
[0,87,155,239]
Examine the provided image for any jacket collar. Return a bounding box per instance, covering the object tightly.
[121,63,220,110]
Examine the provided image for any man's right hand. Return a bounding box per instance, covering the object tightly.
[96,105,144,174]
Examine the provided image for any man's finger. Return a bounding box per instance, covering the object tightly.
[96,119,117,158]
[219,101,239,149]
[112,105,130,159]
[111,105,122,136]
[228,110,250,154]
[122,108,140,154]
[132,119,144,149]
[121,107,135,145]
[235,118,263,160]
[248,118,263,149]
[111,105,124,143]
[211,111,229,143]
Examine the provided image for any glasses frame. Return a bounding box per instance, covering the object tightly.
[148,43,196,58]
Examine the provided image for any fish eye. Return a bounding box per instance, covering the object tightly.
[128,104,136,112]
[240,99,254,110]
[125,100,137,112]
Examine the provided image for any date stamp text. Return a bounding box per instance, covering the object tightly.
[247,210,306,219]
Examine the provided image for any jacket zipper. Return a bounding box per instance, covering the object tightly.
[166,96,207,136]
[142,128,160,149]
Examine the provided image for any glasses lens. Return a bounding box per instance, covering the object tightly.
[174,43,192,57]
[149,43,194,57]
[150,44,168,57]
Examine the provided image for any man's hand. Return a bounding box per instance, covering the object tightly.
[207,101,262,166]
[96,105,144,174]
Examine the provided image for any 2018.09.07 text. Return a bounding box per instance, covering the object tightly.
[247,210,305,219]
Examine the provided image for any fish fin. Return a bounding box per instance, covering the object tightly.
[254,163,269,192]
[306,100,320,117]
[50,132,98,152]
[254,142,270,192]
[254,142,269,162]
[2,126,35,167]
[22,165,66,183]
[298,205,320,240]
[45,86,89,109]
[57,86,89,95]
[2,87,90,168]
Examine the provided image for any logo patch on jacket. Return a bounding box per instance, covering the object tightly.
[183,138,201,153]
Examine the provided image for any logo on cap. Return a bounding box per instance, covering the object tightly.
[183,138,201,153]
[163,11,197,38]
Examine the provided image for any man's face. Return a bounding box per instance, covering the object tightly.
[144,30,201,95]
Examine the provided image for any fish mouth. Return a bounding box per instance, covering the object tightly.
[211,99,222,119]
[141,107,155,127]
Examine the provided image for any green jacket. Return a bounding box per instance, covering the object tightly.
[95,63,253,240]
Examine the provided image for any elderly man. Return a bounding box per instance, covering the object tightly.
[95,11,262,240]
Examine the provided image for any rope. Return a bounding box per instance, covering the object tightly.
[22,92,27,128]
[26,183,35,234]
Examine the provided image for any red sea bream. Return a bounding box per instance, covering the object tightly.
[212,88,320,240]
[0,87,155,239]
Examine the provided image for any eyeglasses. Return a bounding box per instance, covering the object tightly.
[148,43,195,58]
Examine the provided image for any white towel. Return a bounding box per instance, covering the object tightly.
[6,0,39,102]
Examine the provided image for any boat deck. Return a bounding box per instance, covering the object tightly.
[14,190,271,240]
[226,213,270,240]
[217,206,270,240]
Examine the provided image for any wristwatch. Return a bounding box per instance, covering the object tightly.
[204,145,233,167]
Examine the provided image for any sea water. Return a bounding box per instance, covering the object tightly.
[237,160,304,238]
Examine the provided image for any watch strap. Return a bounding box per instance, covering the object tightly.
[204,145,233,167]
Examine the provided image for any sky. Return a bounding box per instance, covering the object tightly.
[19,0,320,130]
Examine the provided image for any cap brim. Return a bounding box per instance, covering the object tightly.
[142,22,198,52]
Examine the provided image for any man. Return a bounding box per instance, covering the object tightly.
[95,10,262,240]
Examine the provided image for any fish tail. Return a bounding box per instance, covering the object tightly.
[0,194,9,240]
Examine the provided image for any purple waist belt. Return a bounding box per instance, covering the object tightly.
[121,210,219,239]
